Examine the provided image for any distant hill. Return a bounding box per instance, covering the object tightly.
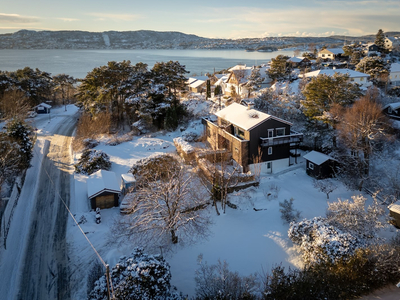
[0,29,397,50]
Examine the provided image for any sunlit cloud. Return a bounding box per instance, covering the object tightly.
[86,13,142,22]
[55,17,78,22]
[0,13,39,24]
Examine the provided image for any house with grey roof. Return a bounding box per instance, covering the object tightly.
[202,103,303,173]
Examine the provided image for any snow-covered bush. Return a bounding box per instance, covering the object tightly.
[182,131,199,142]
[74,149,111,175]
[130,154,180,185]
[195,254,259,299]
[288,217,362,264]
[82,138,99,149]
[88,248,183,300]
[326,195,386,240]
[279,198,301,224]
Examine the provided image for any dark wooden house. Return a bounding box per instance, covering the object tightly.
[203,103,303,173]
[303,151,338,179]
[33,102,52,114]
[87,170,121,209]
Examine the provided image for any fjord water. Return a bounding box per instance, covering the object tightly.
[0,49,294,78]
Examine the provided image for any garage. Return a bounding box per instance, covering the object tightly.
[87,170,121,210]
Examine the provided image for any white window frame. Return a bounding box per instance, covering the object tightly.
[267,162,271,169]
[309,162,314,170]
[268,129,274,138]
[276,127,285,136]
[268,147,272,155]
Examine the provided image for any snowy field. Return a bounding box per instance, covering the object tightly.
[64,103,395,298]
[0,101,395,299]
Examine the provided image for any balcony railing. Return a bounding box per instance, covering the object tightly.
[260,132,303,147]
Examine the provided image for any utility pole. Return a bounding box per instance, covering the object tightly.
[106,264,111,300]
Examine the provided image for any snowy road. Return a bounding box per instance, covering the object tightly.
[0,107,78,300]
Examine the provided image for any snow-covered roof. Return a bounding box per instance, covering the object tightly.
[34,102,52,109]
[391,63,400,73]
[319,48,344,55]
[214,74,228,79]
[87,170,120,199]
[383,102,400,110]
[215,102,292,131]
[288,57,305,63]
[121,173,136,184]
[303,151,336,165]
[228,64,251,71]
[189,79,206,88]
[389,201,400,215]
[302,68,369,79]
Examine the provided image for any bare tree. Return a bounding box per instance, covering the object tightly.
[0,89,30,120]
[313,179,338,199]
[115,155,211,250]
[337,96,392,189]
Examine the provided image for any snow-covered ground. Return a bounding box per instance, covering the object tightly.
[1,100,397,299]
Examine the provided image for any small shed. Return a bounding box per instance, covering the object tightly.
[120,173,136,195]
[87,170,121,209]
[33,102,52,114]
[388,201,400,228]
[383,102,400,119]
[303,151,338,179]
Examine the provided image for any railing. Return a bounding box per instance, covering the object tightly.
[260,132,303,147]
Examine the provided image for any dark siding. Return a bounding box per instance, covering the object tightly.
[306,159,337,179]
[248,119,291,164]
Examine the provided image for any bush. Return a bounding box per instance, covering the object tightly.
[195,254,259,300]
[74,149,111,175]
[130,154,180,186]
[279,198,301,224]
[88,248,183,300]
[6,119,34,170]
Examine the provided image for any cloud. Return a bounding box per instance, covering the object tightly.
[0,13,39,24]
[55,18,78,22]
[86,13,142,22]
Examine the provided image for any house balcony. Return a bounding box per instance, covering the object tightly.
[260,132,303,147]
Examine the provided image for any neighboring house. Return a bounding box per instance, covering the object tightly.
[300,68,372,89]
[287,57,311,68]
[202,103,303,173]
[317,48,345,60]
[303,151,338,179]
[389,63,400,86]
[187,76,209,93]
[363,43,380,56]
[384,36,400,51]
[382,102,400,119]
[223,65,270,97]
[87,170,121,209]
[33,102,52,114]
[388,201,400,228]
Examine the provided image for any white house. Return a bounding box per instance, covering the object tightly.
[389,63,400,86]
[317,48,345,60]
[384,36,400,51]
[187,76,209,93]
[300,68,372,89]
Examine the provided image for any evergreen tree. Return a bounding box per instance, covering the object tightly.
[375,29,386,50]
[6,119,34,170]
[268,55,291,82]
[355,56,390,84]
[302,74,362,122]
[206,79,211,99]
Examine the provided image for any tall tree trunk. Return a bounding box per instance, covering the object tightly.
[171,229,178,244]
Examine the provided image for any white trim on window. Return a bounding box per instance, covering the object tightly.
[276,127,285,136]
[309,162,314,170]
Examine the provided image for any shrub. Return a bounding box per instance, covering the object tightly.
[88,248,183,300]
[74,149,111,175]
[279,198,301,224]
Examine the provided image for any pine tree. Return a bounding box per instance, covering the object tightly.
[375,29,385,50]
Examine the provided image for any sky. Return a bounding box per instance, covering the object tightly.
[1,0,399,39]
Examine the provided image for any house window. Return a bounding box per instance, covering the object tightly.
[309,162,314,170]
[267,162,271,169]
[322,54,325,57]
[268,129,274,138]
[268,147,272,155]
[276,128,285,136]
[388,106,393,114]
[207,128,211,138]
[235,127,245,139]
[360,77,364,81]
[350,78,354,82]
[235,147,239,153]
